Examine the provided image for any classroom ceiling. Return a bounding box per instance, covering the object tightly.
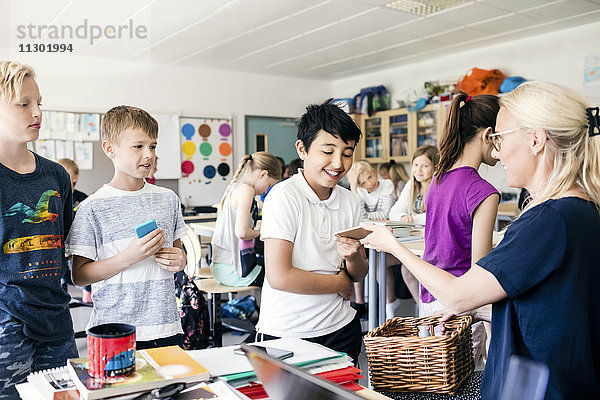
[7,0,600,80]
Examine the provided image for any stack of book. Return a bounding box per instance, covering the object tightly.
[187,338,364,400]
[19,345,210,400]
[370,220,414,238]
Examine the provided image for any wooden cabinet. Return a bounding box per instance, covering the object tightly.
[353,103,447,163]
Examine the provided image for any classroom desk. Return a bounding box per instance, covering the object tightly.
[495,202,519,231]
[190,221,216,262]
[183,213,218,223]
[366,239,424,332]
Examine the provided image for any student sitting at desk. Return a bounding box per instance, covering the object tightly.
[421,92,501,363]
[348,160,399,320]
[211,151,281,287]
[255,100,368,364]
[364,81,600,400]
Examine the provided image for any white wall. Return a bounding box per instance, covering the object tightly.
[0,51,330,195]
[330,21,600,195]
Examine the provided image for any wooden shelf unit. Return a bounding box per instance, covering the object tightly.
[352,103,448,164]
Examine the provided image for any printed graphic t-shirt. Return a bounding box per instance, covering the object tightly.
[0,153,74,341]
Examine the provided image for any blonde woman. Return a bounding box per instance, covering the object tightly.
[364,82,600,399]
[211,152,281,287]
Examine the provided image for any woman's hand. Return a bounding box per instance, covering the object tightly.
[362,223,398,254]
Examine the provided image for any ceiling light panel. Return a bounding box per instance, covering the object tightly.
[385,0,469,16]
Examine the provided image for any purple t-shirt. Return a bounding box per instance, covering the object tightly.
[421,167,499,303]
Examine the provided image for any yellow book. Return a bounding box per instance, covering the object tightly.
[67,346,210,400]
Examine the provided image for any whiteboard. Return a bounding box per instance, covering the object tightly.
[178,117,234,207]
[155,114,182,179]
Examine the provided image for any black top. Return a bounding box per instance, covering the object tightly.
[479,197,600,400]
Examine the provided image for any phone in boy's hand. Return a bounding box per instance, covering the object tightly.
[233,345,294,360]
[135,219,158,238]
[334,226,373,240]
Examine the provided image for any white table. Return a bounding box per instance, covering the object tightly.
[365,239,425,332]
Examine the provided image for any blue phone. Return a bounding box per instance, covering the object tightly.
[135,219,158,238]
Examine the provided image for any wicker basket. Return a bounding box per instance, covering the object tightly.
[364,315,474,395]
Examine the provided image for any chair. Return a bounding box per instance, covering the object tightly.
[180,226,203,279]
[194,278,259,347]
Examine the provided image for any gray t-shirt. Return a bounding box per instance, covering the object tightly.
[66,183,186,341]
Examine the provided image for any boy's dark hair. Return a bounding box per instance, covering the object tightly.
[297,99,362,151]
[437,92,500,180]
[287,158,303,176]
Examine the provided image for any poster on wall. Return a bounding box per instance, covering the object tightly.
[178,117,233,207]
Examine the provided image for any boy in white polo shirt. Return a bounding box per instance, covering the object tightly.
[256,100,368,363]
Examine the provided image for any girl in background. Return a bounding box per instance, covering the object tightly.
[388,162,410,198]
[389,145,438,304]
[211,152,281,287]
[389,145,438,224]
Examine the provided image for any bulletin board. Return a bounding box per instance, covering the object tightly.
[178,117,234,207]
[32,110,100,170]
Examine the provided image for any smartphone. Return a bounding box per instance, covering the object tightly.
[135,219,158,238]
[234,345,294,360]
[334,226,373,240]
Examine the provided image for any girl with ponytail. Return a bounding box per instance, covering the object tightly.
[363,82,600,399]
[211,152,281,287]
[412,92,501,363]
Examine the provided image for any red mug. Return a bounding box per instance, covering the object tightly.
[87,323,136,379]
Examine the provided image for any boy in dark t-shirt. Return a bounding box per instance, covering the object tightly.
[0,61,77,399]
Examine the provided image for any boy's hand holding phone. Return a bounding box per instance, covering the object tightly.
[124,220,166,264]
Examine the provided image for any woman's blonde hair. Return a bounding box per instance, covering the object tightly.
[501,81,600,213]
[0,61,36,102]
[389,163,409,197]
[409,145,439,213]
[219,151,282,209]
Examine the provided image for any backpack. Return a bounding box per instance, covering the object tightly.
[174,271,211,350]
[457,67,506,96]
[354,85,391,116]
[222,295,258,321]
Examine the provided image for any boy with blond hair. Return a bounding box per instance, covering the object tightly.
[66,105,187,349]
[0,61,77,398]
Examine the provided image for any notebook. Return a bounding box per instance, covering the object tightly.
[67,345,210,400]
[241,343,364,400]
[26,367,79,400]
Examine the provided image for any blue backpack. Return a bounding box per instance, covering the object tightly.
[222,295,258,320]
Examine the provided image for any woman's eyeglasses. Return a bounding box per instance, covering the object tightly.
[488,128,521,152]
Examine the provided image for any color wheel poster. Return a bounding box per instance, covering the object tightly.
[179,118,233,207]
